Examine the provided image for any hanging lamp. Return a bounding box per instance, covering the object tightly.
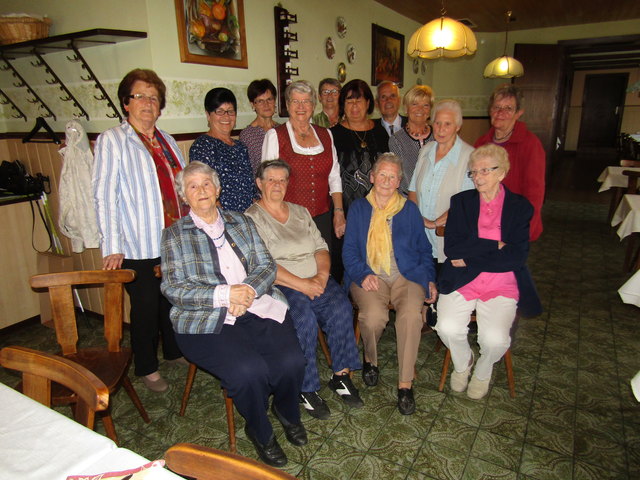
[483,11,524,78]
[406,1,477,59]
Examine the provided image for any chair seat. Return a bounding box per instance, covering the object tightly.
[52,348,132,404]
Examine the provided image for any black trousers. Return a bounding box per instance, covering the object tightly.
[175,313,305,445]
[122,258,182,376]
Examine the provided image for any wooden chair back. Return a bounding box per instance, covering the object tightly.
[29,269,136,355]
[0,345,109,429]
[165,443,297,480]
[623,170,640,194]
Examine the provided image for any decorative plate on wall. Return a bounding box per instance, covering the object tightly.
[336,17,347,38]
[347,44,356,64]
[325,37,336,59]
[412,58,419,74]
[337,62,347,83]
[421,61,427,75]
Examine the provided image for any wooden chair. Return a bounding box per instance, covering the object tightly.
[165,443,297,480]
[0,345,109,429]
[435,311,516,398]
[179,364,237,453]
[29,269,150,444]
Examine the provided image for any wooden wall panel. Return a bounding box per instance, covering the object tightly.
[1,137,196,325]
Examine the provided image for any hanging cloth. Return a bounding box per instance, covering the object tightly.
[58,120,100,253]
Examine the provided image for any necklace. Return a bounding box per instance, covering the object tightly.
[347,119,368,148]
[406,124,429,138]
[212,231,226,249]
[493,128,514,142]
[294,124,313,139]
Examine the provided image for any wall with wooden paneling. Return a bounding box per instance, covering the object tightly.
[0,137,194,325]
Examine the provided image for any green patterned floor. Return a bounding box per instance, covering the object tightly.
[1,199,639,479]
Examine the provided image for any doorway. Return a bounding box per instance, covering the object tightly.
[577,73,629,152]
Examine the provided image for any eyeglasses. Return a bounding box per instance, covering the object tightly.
[289,99,313,107]
[467,166,500,178]
[213,108,237,116]
[490,105,516,114]
[128,93,160,104]
[254,97,275,106]
[321,89,340,96]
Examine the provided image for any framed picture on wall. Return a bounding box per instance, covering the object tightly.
[371,24,404,87]
[174,0,248,68]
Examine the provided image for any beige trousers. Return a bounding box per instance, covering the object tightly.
[350,275,426,383]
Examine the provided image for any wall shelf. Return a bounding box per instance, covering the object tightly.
[0,29,147,122]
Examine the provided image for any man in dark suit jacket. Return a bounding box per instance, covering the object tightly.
[374,81,407,137]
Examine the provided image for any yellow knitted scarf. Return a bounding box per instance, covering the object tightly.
[366,190,406,275]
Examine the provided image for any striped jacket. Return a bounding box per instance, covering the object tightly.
[92,121,185,259]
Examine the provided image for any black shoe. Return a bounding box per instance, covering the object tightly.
[328,373,364,408]
[362,361,379,387]
[244,425,287,467]
[271,403,308,446]
[299,391,331,420]
[397,388,416,415]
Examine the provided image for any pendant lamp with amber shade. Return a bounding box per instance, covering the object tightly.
[407,1,477,59]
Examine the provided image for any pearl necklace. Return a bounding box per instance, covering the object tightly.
[493,128,514,142]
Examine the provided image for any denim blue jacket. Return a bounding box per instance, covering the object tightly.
[161,210,286,334]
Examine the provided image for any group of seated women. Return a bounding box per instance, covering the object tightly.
[96,68,542,468]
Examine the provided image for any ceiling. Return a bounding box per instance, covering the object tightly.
[373,0,640,70]
[373,0,640,32]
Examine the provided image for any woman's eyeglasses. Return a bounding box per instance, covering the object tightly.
[289,99,313,106]
[321,89,340,96]
[467,166,499,178]
[213,109,237,116]
[254,97,275,106]
[128,93,160,104]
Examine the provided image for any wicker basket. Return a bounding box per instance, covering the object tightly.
[0,16,52,45]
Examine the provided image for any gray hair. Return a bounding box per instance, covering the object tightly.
[431,99,463,128]
[489,83,523,112]
[318,78,341,92]
[372,152,403,179]
[376,80,399,100]
[469,144,511,176]
[256,159,291,180]
[285,80,317,107]
[175,161,220,199]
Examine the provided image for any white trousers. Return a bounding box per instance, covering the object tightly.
[435,291,517,381]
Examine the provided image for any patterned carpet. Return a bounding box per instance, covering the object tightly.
[1,197,639,479]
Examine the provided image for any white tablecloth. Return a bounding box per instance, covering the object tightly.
[0,382,182,480]
[611,194,640,239]
[619,269,640,307]
[597,166,640,192]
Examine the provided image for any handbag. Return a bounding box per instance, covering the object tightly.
[0,159,50,196]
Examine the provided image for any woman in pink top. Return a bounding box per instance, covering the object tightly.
[435,144,542,400]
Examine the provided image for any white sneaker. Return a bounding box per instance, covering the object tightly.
[467,376,490,399]
[450,353,474,392]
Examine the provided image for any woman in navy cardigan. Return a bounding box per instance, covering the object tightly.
[436,144,542,400]
[343,153,437,415]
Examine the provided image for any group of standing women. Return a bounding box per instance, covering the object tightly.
[92,68,543,468]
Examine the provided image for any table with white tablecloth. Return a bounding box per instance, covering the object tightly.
[611,194,640,240]
[0,382,183,480]
[597,166,640,192]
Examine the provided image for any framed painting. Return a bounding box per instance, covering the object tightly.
[371,24,404,87]
[175,0,248,68]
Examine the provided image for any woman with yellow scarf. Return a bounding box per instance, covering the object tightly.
[342,153,437,415]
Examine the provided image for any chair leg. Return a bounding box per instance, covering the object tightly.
[223,388,236,454]
[122,376,150,423]
[504,348,516,398]
[100,409,118,445]
[179,362,198,417]
[317,328,332,368]
[351,301,360,345]
[438,349,451,392]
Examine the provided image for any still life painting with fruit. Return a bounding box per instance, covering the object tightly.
[175,0,247,68]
